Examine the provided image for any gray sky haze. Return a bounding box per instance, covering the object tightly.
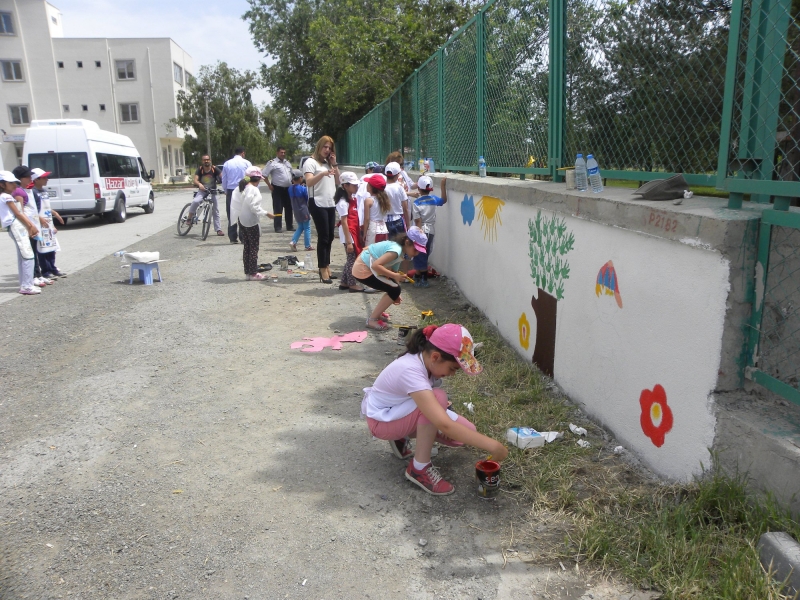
[54,0,273,105]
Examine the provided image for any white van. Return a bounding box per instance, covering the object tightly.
[23,119,155,223]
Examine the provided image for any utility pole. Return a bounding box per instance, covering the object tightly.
[205,96,212,160]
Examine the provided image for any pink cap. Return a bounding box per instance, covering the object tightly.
[424,324,482,375]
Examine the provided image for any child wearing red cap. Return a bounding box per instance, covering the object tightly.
[362,324,508,495]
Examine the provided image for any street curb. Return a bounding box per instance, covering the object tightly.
[758,531,800,594]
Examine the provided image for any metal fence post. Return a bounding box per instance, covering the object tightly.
[476,8,486,169]
[414,70,421,166]
[437,47,445,169]
[548,0,566,182]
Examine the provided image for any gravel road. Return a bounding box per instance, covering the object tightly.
[0,199,645,599]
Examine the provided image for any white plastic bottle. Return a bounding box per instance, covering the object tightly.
[305,252,313,271]
[586,154,603,193]
[574,154,588,192]
[478,156,487,178]
[113,250,126,264]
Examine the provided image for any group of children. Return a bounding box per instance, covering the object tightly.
[1,166,66,295]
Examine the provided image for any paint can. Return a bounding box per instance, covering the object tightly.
[397,326,412,345]
[280,257,289,271]
[475,460,501,499]
[565,169,576,190]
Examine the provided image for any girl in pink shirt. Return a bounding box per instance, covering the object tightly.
[362,324,508,495]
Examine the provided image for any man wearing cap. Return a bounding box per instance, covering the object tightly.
[29,168,67,278]
[261,147,294,233]
[383,161,410,240]
[221,147,252,243]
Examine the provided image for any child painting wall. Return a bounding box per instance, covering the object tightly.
[433,183,731,481]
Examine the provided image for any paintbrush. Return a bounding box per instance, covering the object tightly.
[398,271,414,283]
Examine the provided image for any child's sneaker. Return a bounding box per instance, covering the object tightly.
[405,462,454,496]
[389,437,413,459]
[33,278,47,287]
[19,286,42,295]
[414,279,430,288]
[246,273,266,281]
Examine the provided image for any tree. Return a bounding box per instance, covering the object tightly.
[172,62,299,165]
[528,211,574,377]
[244,0,479,139]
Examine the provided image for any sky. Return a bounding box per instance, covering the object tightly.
[53,0,273,105]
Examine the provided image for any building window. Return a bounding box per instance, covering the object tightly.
[1,12,14,35]
[99,104,106,111]
[116,60,135,81]
[173,63,183,86]
[51,15,57,25]
[1,60,23,81]
[119,103,139,123]
[76,61,83,68]
[57,61,64,68]
[162,148,168,169]
[95,60,101,68]
[8,105,29,125]
[176,101,181,117]
[81,104,88,111]
[63,105,69,112]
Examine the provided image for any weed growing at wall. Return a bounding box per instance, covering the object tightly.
[433,293,799,599]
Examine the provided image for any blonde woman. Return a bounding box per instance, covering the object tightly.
[303,136,340,283]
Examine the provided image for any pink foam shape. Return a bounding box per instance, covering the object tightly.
[290,331,369,352]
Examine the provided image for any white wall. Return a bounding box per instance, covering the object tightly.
[432,181,731,481]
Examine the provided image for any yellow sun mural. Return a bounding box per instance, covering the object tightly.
[476,196,505,242]
[519,312,530,350]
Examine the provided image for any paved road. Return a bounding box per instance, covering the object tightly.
[0,190,192,304]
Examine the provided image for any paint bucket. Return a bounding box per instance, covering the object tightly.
[475,460,501,499]
[397,326,412,345]
[565,169,576,190]
[280,257,289,271]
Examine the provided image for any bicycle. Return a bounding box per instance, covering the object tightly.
[177,188,218,240]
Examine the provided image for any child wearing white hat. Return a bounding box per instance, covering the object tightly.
[0,171,40,294]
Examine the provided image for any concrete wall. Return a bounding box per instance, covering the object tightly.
[398,173,763,481]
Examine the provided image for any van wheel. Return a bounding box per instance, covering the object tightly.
[113,195,127,223]
[143,193,155,214]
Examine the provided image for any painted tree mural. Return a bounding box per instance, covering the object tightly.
[528,211,575,377]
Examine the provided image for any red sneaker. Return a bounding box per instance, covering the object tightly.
[405,462,454,496]
[389,437,413,459]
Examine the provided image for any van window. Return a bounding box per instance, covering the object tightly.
[28,152,89,178]
[97,153,139,177]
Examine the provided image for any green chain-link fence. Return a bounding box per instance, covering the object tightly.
[341,0,800,193]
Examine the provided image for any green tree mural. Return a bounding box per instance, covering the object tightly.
[528,211,575,377]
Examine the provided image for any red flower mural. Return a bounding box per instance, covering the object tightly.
[639,385,673,447]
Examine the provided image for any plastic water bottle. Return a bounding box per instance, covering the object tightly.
[113,250,126,263]
[428,158,435,174]
[478,156,487,178]
[574,154,588,192]
[305,252,313,271]
[586,154,603,193]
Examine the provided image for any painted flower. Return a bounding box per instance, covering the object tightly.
[519,312,531,350]
[639,385,673,448]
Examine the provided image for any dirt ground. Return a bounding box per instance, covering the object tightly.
[0,220,652,599]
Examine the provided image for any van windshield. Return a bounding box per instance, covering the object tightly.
[28,152,90,179]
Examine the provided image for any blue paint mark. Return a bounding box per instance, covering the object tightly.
[461,194,475,225]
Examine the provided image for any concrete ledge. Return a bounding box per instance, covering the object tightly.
[758,532,800,594]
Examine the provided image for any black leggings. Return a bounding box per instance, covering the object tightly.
[309,201,336,269]
[354,274,402,301]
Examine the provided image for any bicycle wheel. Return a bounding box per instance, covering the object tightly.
[177,203,193,236]
[201,202,212,240]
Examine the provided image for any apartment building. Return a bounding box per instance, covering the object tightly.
[0,0,193,182]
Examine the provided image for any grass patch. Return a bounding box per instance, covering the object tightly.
[436,307,800,599]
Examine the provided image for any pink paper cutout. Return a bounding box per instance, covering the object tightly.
[290,331,369,352]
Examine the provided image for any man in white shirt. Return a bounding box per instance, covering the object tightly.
[221,147,252,243]
[384,162,409,240]
[261,146,294,233]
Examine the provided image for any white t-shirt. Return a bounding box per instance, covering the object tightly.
[0,193,17,228]
[362,353,435,422]
[385,182,407,218]
[336,197,350,244]
[303,157,336,208]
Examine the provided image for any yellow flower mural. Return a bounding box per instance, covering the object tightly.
[476,196,505,242]
[519,312,531,350]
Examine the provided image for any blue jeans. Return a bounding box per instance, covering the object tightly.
[412,233,435,275]
[291,219,311,248]
[386,217,406,240]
